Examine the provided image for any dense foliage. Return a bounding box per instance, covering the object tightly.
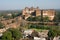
[1,28,22,40]
[28,24,60,38]
[8,28,22,40]
[2,31,13,40]
[53,11,60,22]
[0,22,4,29]
[27,16,49,22]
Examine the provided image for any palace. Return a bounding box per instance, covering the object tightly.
[22,7,55,20]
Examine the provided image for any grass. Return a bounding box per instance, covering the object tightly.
[29,28,47,32]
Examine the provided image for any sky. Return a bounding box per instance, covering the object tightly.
[0,0,60,10]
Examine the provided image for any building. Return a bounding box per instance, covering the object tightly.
[53,36,60,40]
[22,7,41,19]
[34,37,46,40]
[38,30,49,38]
[23,29,48,40]
[43,9,55,20]
[35,7,41,16]
[22,7,55,21]
[22,7,35,19]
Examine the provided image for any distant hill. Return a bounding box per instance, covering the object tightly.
[0,9,60,14]
[0,10,22,14]
[55,9,60,11]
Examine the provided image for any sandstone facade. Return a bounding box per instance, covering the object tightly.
[22,7,55,21]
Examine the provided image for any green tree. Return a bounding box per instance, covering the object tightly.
[8,28,22,40]
[0,22,4,29]
[27,16,35,21]
[54,11,60,22]
[48,30,57,40]
[27,16,41,21]
[2,28,22,40]
[43,16,49,22]
[36,16,41,21]
[2,31,13,40]
[12,13,16,18]
[12,13,21,18]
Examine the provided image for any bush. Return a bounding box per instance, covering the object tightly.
[2,28,22,40]
[2,31,13,40]
[8,28,22,40]
[0,22,4,29]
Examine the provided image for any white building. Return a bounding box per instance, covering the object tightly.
[34,37,46,40]
[53,36,60,40]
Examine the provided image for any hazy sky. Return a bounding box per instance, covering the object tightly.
[0,0,60,10]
